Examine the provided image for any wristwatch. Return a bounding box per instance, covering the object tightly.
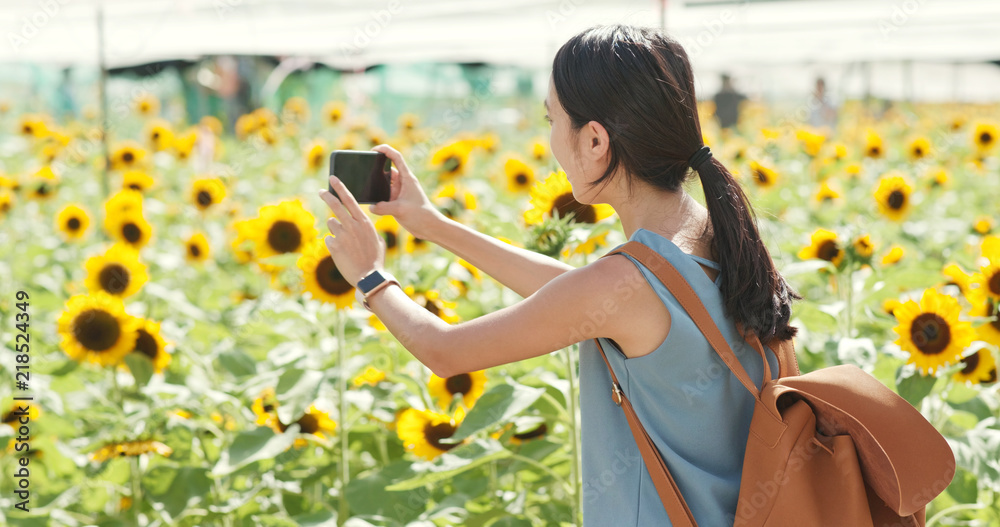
[355,269,400,312]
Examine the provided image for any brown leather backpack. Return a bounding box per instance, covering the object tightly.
[594,241,956,527]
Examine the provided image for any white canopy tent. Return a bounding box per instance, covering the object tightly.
[2,0,1000,100]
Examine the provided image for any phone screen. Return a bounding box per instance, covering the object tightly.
[328,150,392,204]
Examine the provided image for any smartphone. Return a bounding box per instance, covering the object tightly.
[328,150,392,204]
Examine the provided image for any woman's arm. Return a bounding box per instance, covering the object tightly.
[363,253,644,378]
[366,144,573,297]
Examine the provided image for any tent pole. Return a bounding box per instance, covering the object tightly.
[97,3,110,203]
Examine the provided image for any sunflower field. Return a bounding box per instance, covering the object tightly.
[0,89,999,527]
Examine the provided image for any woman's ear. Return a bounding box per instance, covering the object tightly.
[585,120,610,158]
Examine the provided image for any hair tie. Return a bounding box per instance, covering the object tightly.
[687,146,713,171]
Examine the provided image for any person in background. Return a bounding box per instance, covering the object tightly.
[55,67,77,121]
[808,77,838,130]
[712,73,746,131]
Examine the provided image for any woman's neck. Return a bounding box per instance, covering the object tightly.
[614,184,711,254]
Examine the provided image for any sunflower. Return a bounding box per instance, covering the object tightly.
[173,130,198,160]
[404,286,460,323]
[57,292,140,367]
[90,440,172,463]
[322,101,347,125]
[282,96,310,123]
[832,143,848,161]
[305,140,325,171]
[129,317,171,373]
[852,234,875,259]
[2,402,41,426]
[121,170,154,192]
[973,122,998,152]
[748,161,778,188]
[795,129,825,157]
[104,210,153,250]
[367,128,387,147]
[429,370,487,410]
[908,136,931,161]
[335,133,360,151]
[230,218,256,264]
[145,119,174,151]
[110,141,147,171]
[200,115,223,136]
[939,263,974,297]
[813,181,840,203]
[248,199,318,259]
[882,246,905,266]
[433,183,477,220]
[398,112,419,132]
[530,139,549,162]
[970,297,1000,346]
[285,405,338,446]
[18,114,49,138]
[185,232,211,263]
[404,232,432,255]
[883,298,903,316]
[105,189,143,216]
[798,229,844,267]
[430,141,474,181]
[504,157,536,194]
[926,168,949,189]
[28,165,59,200]
[56,204,91,241]
[874,173,912,222]
[134,93,160,117]
[84,244,148,298]
[297,237,355,308]
[375,216,401,255]
[845,163,862,179]
[892,288,976,375]
[0,191,13,216]
[252,388,281,431]
[969,236,1000,302]
[864,129,884,158]
[523,170,615,226]
[511,422,548,446]
[396,407,467,461]
[235,113,259,139]
[974,216,994,235]
[953,348,997,385]
[190,177,226,211]
[353,366,387,387]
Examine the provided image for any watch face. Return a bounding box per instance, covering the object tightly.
[358,271,386,294]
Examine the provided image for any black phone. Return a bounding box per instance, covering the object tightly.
[328,150,392,204]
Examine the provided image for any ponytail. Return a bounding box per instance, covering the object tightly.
[694,154,801,343]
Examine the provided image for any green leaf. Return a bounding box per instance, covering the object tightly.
[946,467,979,503]
[895,369,938,407]
[385,438,511,491]
[446,383,545,443]
[293,510,337,527]
[275,368,324,425]
[212,426,298,476]
[124,353,154,388]
[143,466,213,518]
[218,349,257,377]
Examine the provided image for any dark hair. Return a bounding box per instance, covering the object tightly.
[552,24,800,343]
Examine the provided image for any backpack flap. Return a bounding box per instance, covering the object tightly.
[770,365,956,516]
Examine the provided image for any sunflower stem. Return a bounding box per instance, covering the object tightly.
[129,456,142,527]
[845,263,855,339]
[507,453,575,496]
[336,309,351,526]
[926,503,986,527]
[562,344,581,526]
[538,391,572,424]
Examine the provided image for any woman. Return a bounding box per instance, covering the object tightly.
[318,24,800,526]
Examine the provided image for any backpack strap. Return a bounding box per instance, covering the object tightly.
[593,337,698,527]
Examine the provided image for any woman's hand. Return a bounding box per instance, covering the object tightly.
[368,144,448,241]
[318,175,385,286]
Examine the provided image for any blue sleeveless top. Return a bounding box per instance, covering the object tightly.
[578,227,779,526]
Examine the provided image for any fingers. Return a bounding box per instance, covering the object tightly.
[318,186,352,222]
[327,175,369,222]
[372,144,411,178]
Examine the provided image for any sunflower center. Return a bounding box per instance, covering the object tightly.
[817,240,841,262]
[869,146,881,156]
[551,193,596,224]
[99,263,130,294]
[67,217,81,231]
[129,183,142,190]
[152,131,160,140]
[988,272,1000,296]
[267,220,302,253]
[960,351,980,375]
[515,173,528,185]
[422,298,441,317]
[189,243,201,258]
[196,190,213,207]
[445,373,472,395]
[23,124,33,134]
[122,222,142,243]
[135,329,158,360]
[36,184,49,196]
[296,413,320,434]
[980,132,994,145]
[514,423,548,441]
[909,313,951,355]
[913,147,924,157]
[383,231,397,249]
[73,309,121,352]
[122,151,134,163]
[887,190,906,210]
[423,422,459,452]
[443,156,461,174]
[317,256,353,295]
